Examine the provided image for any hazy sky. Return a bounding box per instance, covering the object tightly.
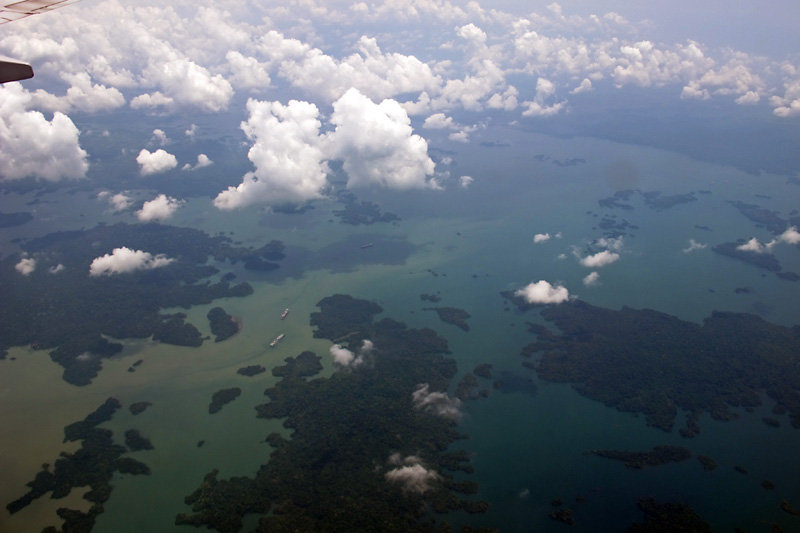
[1,0,798,202]
[489,1,800,55]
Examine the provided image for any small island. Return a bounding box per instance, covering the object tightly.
[455,372,480,400]
[712,241,782,272]
[598,189,636,210]
[271,351,323,379]
[473,363,493,379]
[208,388,242,414]
[125,429,154,451]
[585,445,693,469]
[643,191,697,211]
[781,500,800,517]
[236,365,266,377]
[0,211,34,228]
[333,191,401,225]
[549,508,576,526]
[129,401,152,415]
[207,307,240,342]
[629,498,713,532]
[728,200,787,234]
[697,455,718,471]
[423,306,471,332]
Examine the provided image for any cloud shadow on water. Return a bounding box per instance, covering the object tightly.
[262,233,419,281]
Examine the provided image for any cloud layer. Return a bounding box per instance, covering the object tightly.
[3,0,797,126]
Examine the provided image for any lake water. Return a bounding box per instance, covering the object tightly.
[1,124,799,532]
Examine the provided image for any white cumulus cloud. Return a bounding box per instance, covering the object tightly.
[521,78,566,117]
[136,194,183,222]
[683,239,707,253]
[137,149,178,176]
[459,175,474,189]
[778,226,800,245]
[579,250,620,267]
[412,383,461,420]
[30,73,125,113]
[533,233,551,243]
[89,247,174,276]
[107,192,132,212]
[151,129,169,146]
[182,153,213,171]
[0,83,88,181]
[214,99,328,209]
[737,237,769,253]
[570,78,593,94]
[15,257,36,275]
[583,271,600,286]
[140,57,233,113]
[514,280,570,304]
[130,92,174,110]
[596,237,624,251]
[423,112,455,129]
[385,460,439,494]
[737,228,800,254]
[330,339,374,368]
[329,88,438,190]
[330,344,362,367]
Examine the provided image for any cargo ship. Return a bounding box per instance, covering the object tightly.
[281,308,289,320]
[269,333,285,347]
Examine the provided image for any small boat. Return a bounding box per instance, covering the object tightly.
[269,333,285,347]
[361,243,374,249]
[281,308,289,320]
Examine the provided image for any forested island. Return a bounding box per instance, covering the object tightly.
[585,445,693,470]
[423,306,472,331]
[208,388,242,414]
[6,398,152,533]
[0,211,33,228]
[712,241,782,271]
[507,296,800,435]
[0,222,283,385]
[597,189,698,212]
[728,200,788,234]
[207,307,240,342]
[177,294,494,533]
[628,498,713,532]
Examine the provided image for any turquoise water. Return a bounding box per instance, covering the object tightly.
[2,125,800,532]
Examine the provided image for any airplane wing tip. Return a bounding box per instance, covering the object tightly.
[0,56,34,83]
